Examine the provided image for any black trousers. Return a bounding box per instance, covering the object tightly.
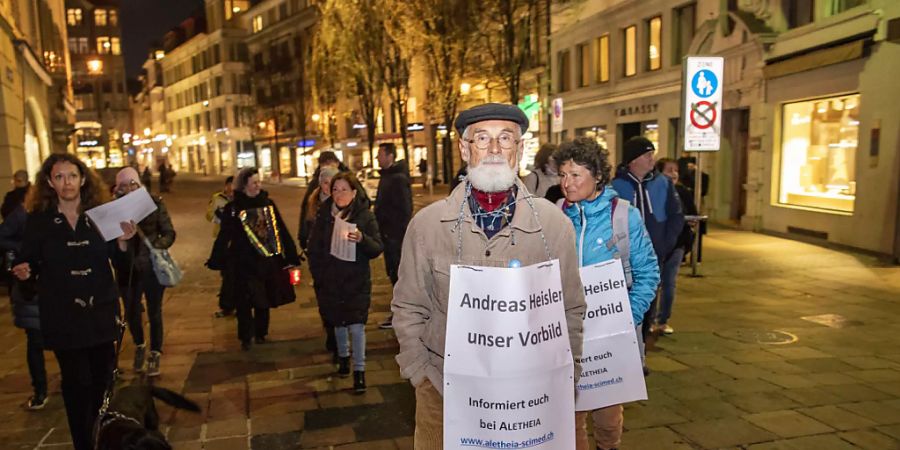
[25,328,47,396]
[236,303,270,343]
[121,269,166,352]
[218,267,234,313]
[382,236,403,286]
[53,342,115,450]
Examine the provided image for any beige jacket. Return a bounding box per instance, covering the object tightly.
[392,183,586,394]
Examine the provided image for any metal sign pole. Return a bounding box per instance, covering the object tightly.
[691,152,702,276]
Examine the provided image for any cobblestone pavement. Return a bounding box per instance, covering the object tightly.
[0,176,898,450]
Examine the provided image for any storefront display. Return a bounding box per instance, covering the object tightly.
[777,93,858,213]
[576,125,608,150]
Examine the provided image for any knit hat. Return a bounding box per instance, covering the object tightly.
[319,166,339,182]
[622,136,655,166]
[454,103,529,136]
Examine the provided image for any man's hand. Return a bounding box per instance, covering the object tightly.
[12,262,30,281]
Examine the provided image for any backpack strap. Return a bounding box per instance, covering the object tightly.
[608,197,633,289]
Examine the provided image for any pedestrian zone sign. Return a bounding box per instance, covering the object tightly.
[683,56,723,151]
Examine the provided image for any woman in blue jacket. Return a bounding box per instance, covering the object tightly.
[554,137,660,450]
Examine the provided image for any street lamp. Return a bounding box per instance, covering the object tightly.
[87,58,103,75]
[86,58,108,167]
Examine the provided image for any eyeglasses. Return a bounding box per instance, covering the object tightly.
[116,180,140,192]
[463,133,520,151]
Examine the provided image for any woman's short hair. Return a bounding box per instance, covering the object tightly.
[553,137,612,186]
[233,167,259,192]
[533,143,558,173]
[27,153,110,213]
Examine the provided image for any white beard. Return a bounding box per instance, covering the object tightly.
[468,160,517,192]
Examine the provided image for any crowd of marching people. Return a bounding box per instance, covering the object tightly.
[2,100,704,450]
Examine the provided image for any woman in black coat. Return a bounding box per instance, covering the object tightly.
[13,153,135,450]
[208,167,300,351]
[307,171,383,394]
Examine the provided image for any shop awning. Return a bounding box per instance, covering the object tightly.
[763,38,866,79]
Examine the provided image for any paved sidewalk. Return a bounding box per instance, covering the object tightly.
[0,178,897,449]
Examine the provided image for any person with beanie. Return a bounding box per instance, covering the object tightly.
[611,137,684,352]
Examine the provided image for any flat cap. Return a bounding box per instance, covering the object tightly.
[454,103,529,135]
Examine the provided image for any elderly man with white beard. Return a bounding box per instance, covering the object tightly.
[391,103,586,449]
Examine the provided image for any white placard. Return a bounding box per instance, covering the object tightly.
[330,216,357,262]
[576,259,647,411]
[683,56,724,151]
[85,187,157,241]
[444,260,575,449]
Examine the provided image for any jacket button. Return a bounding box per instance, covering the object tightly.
[485,250,491,257]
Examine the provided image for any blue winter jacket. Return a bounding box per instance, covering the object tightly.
[0,206,39,330]
[562,187,660,324]
[612,168,685,262]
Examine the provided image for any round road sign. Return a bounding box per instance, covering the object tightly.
[689,101,716,129]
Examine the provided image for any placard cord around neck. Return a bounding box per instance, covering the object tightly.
[453,177,551,263]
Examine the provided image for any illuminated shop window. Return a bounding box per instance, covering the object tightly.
[778,93,859,213]
[575,126,608,150]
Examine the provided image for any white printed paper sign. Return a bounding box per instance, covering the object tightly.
[85,187,157,241]
[444,260,575,449]
[330,216,357,262]
[576,259,647,411]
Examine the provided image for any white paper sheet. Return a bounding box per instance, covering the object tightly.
[85,187,157,241]
[444,260,575,449]
[330,216,357,262]
[575,259,647,411]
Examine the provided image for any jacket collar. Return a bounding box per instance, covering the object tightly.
[440,181,542,234]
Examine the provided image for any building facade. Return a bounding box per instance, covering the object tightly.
[160,0,254,176]
[551,0,900,259]
[0,0,73,183]
[130,47,168,171]
[242,0,318,180]
[65,0,129,169]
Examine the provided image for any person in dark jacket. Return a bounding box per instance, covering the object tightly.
[208,167,300,351]
[112,167,176,376]
[611,137,684,344]
[13,153,135,450]
[652,158,696,335]
[0,201,47,410]
[307,171,383,394]
[304,166,340,358]
[141,166,152,193]
[374,143,412,329]
[298,151,348,250]
[1,169,30,220]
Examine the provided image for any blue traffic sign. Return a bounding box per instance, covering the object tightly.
[691,69,718,98]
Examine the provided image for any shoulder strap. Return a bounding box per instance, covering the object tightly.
[611,197,633,289]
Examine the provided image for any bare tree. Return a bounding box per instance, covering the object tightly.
[379,11,413,162]
[317,0,385,164]
[480,0,546,103]
[392,0,484,183]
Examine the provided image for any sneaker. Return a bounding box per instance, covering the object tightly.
[337,357,350,378]
[146,351,161,377]
[659,324,674,335]
[241,340,252,351]
[254,336,267,345]
[133,344,146,373]
[213,310,233,318]
[26,393,47,410]
[353,371,366,394]
[378,315,393,330]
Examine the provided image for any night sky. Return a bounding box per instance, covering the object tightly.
[120,0,205,78]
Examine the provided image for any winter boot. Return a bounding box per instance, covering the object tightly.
[337,357,350,377]
[353,371,366,394]
[146,351,161,377]
[133,344,146,373]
